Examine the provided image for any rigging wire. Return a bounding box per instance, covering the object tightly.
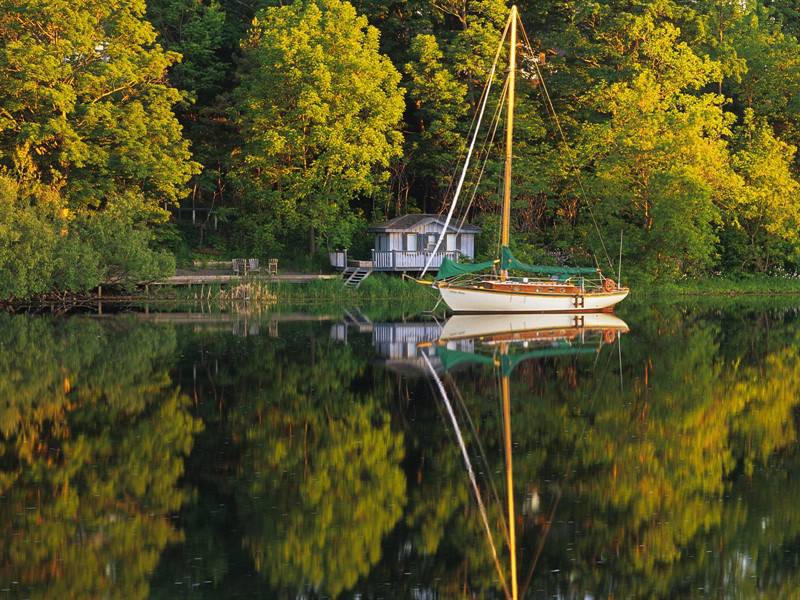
[421,352,512,600]
[455,75,510,237]
[516,16,615,271]
[440,67,489,210]
[447,372,511,547]
[420,13,512,278]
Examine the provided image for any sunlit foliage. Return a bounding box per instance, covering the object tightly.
[0,316,201,599]
[230,0,405,254]
[0,0,197,298]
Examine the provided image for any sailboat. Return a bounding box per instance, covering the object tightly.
[423,6,629,313]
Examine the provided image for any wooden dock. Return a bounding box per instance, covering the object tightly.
[155,272,339,286]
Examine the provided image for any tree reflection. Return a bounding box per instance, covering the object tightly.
[0,315,201,599]
[165,331,406,596]
[371,304,800,598]
[18,303,795,599]
[239,399,404,595]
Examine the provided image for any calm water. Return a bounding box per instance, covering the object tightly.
[2,300,800,598]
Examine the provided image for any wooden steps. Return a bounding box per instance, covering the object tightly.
[342,266,372,288]
[343,308,373,329]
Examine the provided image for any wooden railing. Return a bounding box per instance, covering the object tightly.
[371,250,461,270]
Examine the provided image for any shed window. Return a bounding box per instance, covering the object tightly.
[405,233,418,251]
[446,233,458,252]
[376,234,389,251]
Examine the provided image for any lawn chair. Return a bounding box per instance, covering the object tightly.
[267,259,278,276]
[232,258,247,275]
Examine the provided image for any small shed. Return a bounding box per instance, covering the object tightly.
[366,214,480,271]
[329,213,481,272]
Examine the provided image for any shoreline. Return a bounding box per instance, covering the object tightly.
[6,274,800,313]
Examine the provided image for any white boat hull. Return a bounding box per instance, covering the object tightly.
[438,285,629,313]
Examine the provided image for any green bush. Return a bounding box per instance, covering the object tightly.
[0,176,175,300]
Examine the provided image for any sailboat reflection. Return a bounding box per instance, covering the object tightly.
[421,312,629,599]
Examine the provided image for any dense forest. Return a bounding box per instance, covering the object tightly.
[2,0,800,297]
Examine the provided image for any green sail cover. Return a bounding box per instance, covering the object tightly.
[500,346,597,376]
[500,246,598,276]
[435,257,497,280]
[435,347,497,371]
[434,248,597,280]
[435,344,597,375]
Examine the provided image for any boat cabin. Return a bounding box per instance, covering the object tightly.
[329,214,480,272]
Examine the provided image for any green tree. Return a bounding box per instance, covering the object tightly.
[402,34,468,209]
[584,9,735,278]
[0,0,197,297]
[767,0,800,36]
[146,0,233,251]
[147,0,227,103]
[231,0,405,254]
[0,0,198,207]
[0,175,62,299]
[726,4,800,146]
[726,111,800,271]
[0,173,175,299]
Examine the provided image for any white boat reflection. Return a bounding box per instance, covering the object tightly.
[439,312,629,344]
[420,311,629,599]
[331,311,628,376]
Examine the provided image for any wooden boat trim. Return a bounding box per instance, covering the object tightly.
[440,326,628,342]
[438,282,629,298]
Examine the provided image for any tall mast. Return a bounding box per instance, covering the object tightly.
[500,5,517,281]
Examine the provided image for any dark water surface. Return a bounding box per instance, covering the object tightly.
[3,300,800,598]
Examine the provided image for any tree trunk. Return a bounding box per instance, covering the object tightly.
[309,225,315,255]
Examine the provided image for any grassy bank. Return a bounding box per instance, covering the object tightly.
[125,273,439,314]
[12,272,800,315]
[267,273,800,303]
[631,275,800,298]
[265,273,437,305]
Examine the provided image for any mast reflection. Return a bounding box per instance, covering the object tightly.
[423,312,629,599]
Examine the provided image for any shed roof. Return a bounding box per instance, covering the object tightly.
[368,214,480,233]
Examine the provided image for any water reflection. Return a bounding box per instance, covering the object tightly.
[421,312,629,600]
[1,303,800,597]
[0,315,201,599]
